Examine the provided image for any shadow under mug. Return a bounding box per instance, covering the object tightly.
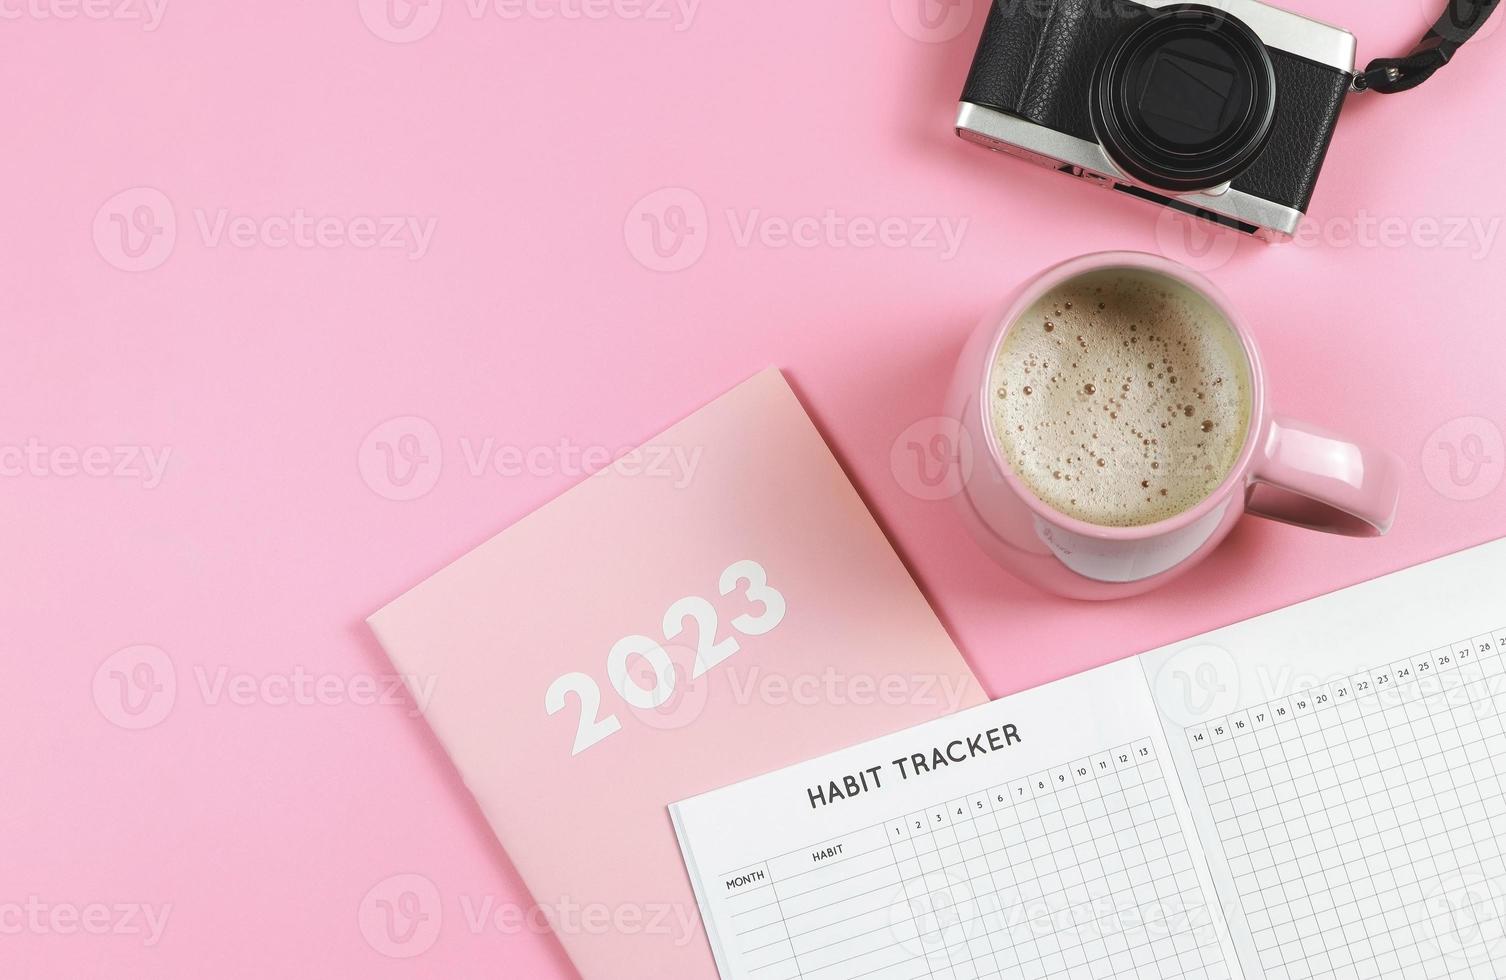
[947,251,1402,600]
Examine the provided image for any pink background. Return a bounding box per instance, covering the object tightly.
[4,0,1504,977]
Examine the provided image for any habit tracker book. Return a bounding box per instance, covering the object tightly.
[672,538,1506,980]
[366,368,985,980]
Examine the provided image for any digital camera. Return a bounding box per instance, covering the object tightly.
[956,0,1357,239]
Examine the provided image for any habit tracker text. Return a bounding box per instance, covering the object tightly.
[804,722,1021,809]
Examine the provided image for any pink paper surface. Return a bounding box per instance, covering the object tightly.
[366,369,984,979]
[5,1,1506,977]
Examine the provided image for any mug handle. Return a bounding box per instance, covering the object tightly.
[1246,417,1402,537]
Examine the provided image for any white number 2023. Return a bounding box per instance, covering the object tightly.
[543,559,787,756]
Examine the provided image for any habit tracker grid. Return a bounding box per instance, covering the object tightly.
[672,538,1506,980]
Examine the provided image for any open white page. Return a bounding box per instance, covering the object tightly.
[1140,538,1506,980]
[671,657,1241,980]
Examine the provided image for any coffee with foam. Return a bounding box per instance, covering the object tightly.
[989,268,1252,528]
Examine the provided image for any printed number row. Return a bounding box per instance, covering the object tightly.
[1187,629,1505,750]
[887,740,1159,839]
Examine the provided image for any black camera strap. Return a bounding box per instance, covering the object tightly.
[1353,0,1501,92]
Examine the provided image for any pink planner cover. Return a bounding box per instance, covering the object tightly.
[367,368,983,979]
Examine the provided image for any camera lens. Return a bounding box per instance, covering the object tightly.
[1091,4,1276,193]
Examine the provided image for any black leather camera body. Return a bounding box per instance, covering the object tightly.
[957,0,1357,239]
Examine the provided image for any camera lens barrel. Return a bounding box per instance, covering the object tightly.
[1091,4,1277,193]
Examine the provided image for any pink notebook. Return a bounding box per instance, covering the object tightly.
[367,368,983,979]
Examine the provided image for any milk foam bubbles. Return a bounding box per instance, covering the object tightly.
[989,268,1252,527]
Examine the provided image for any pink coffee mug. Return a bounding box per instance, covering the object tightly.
[947,251,1401,600]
